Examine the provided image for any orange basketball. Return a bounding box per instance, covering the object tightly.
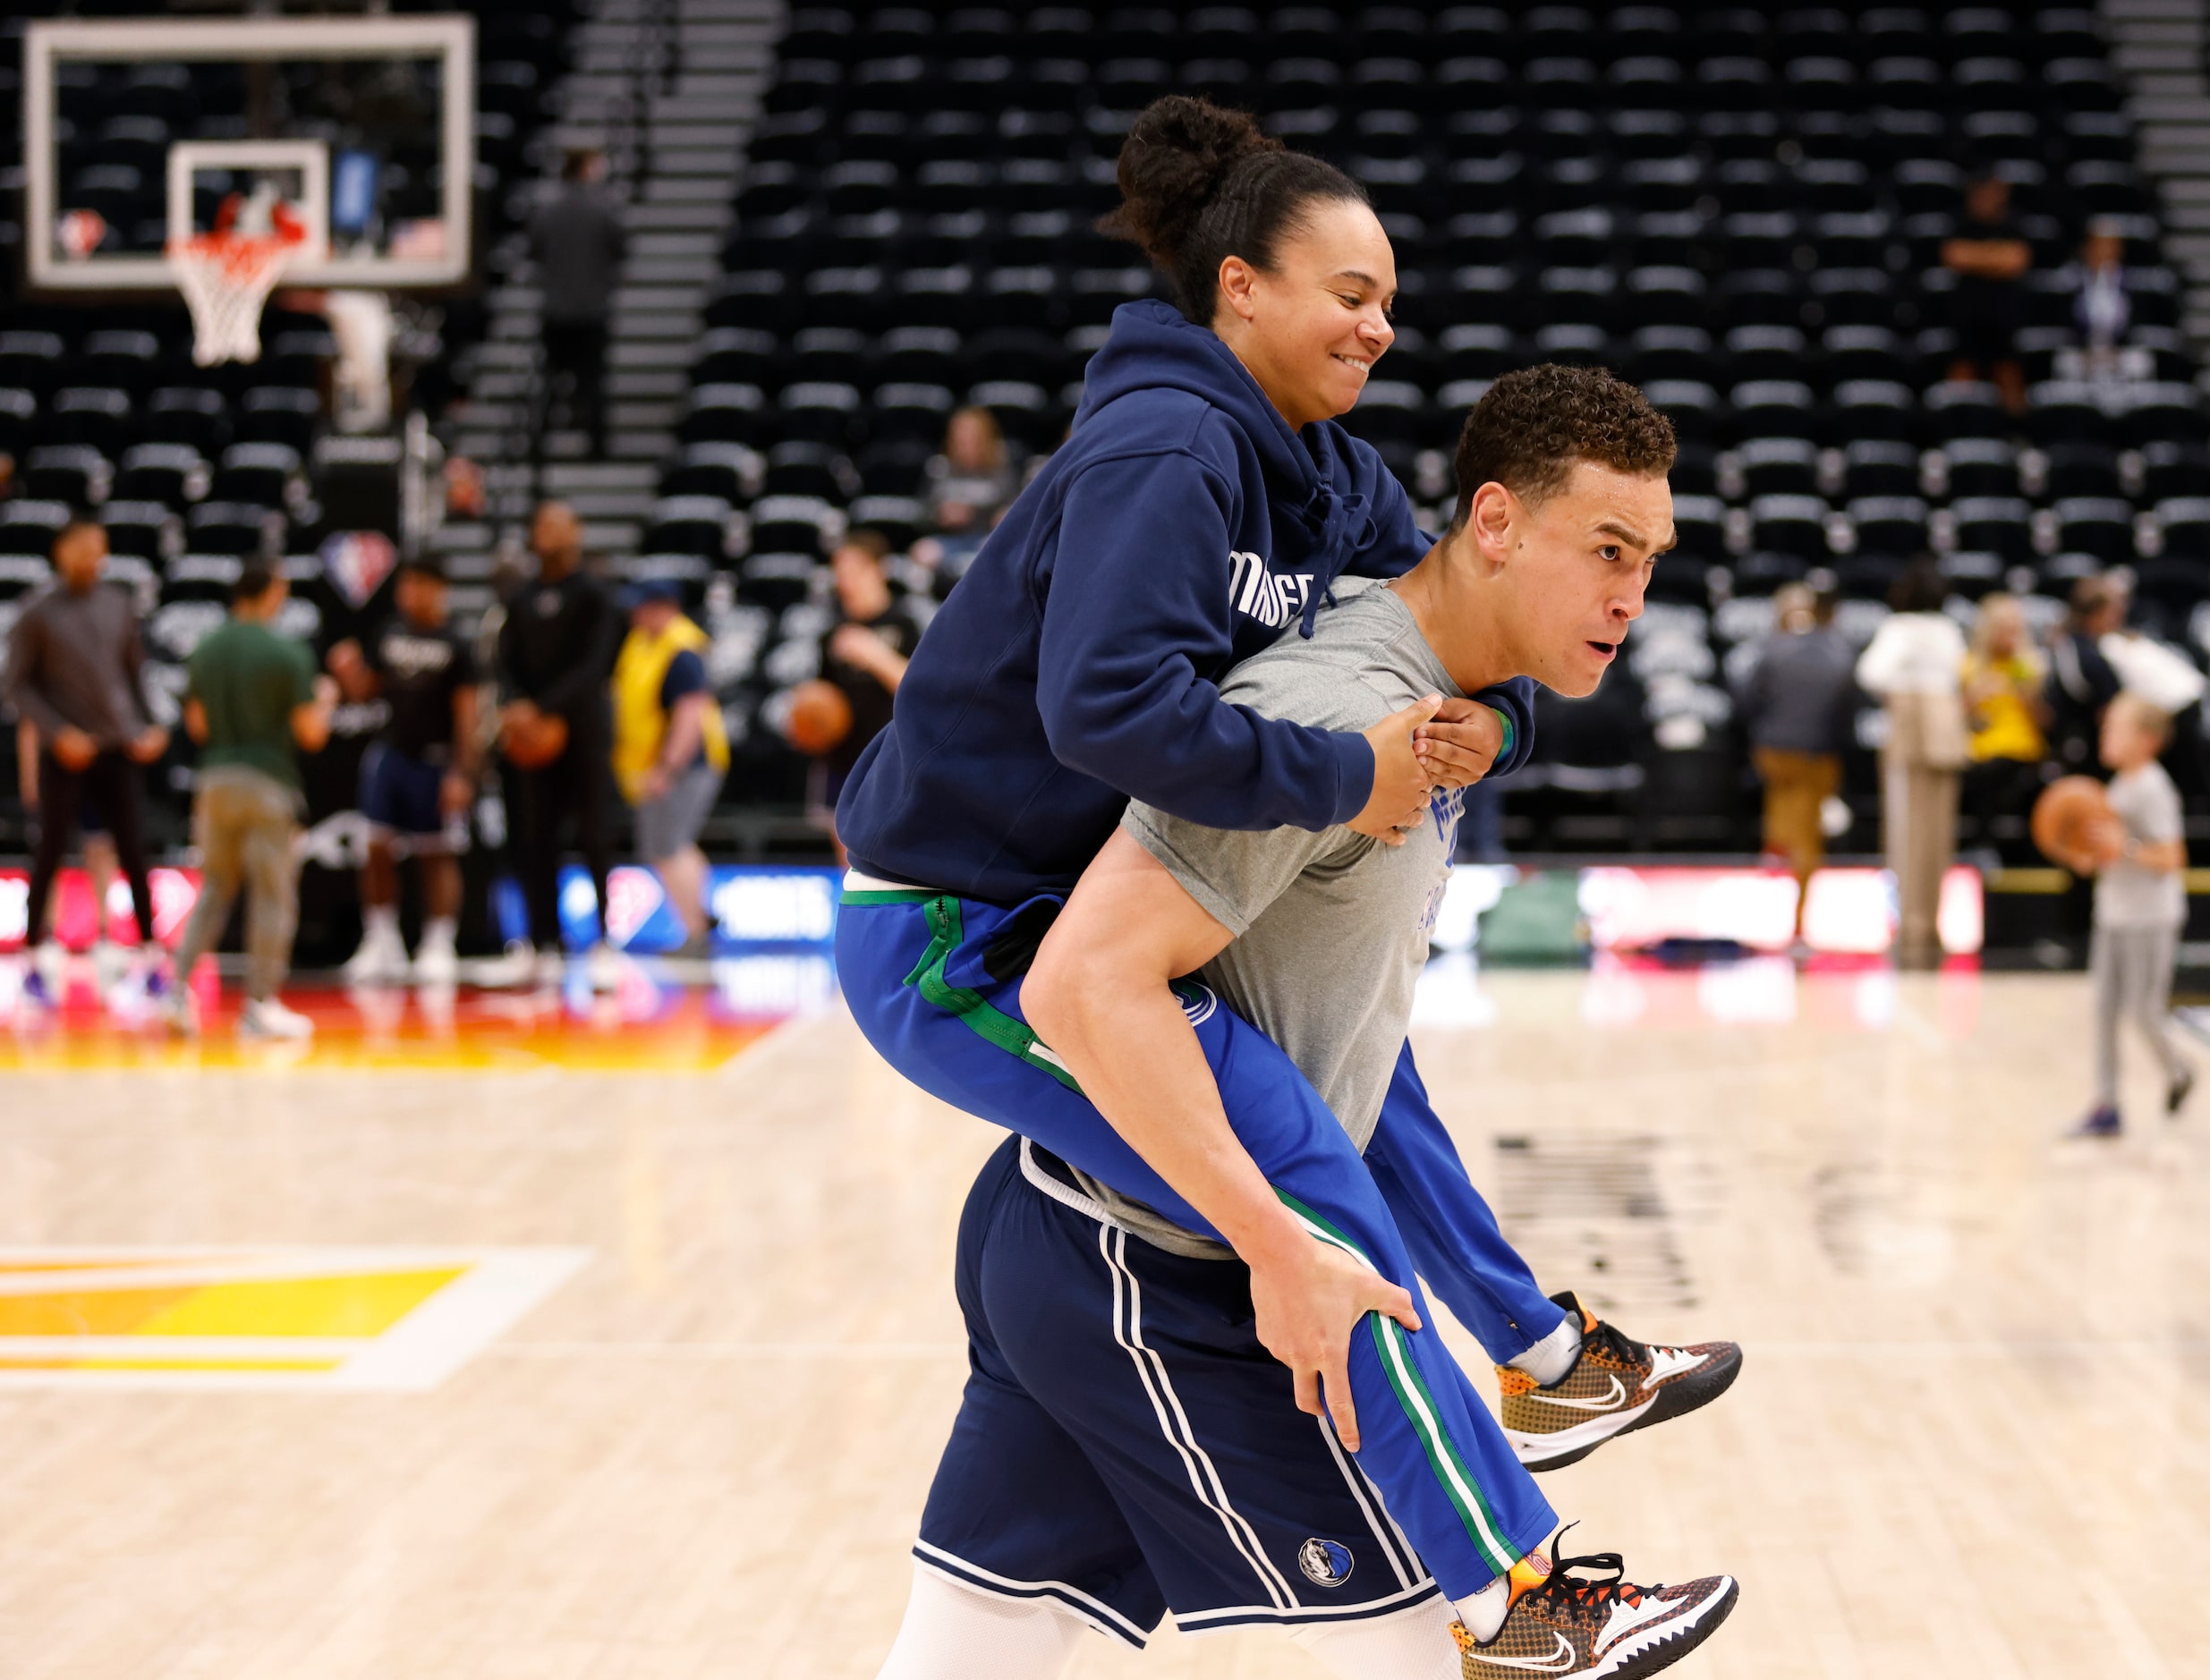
[502,708,569,769]
[2031,776,2115,870]
[786,679,853,756]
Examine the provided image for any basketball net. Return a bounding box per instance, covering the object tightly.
[166,225,309,367]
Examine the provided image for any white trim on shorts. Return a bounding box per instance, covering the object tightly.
[910,1540,1152,1648]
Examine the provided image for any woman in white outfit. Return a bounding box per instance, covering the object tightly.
[1857,556,1970,969]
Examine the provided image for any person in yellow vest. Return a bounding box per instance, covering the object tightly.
[613,580,728,955]
[1960,591,2050,863]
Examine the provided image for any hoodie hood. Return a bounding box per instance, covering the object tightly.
[1075,300,1373,600]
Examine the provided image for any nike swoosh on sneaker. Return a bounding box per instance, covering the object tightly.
[1645,1346,1704,1385]
[1466,1631,1578,1673]
[1534,1372,1628,1412]
[1594,1592,1689,1657]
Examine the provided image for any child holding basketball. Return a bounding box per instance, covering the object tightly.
[2068,692,2195,1136]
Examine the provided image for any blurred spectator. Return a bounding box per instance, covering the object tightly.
[166,563,338,1040]
[1857,556,1969,969]
[529,148,627,460]
[2044,573,2128,773]
[924,406,1021,541]
[445,456,488,522]
[4,520,168,1009]
[1736,579,1856,949]
[1941,173,2032,413]
[812,530,922,851]
[490,501,623,991]
[329,557,480,988]
[612,579,727,955]
[2071,216,2130,373]
[15,718,122,984]
[1959,593,2050,861]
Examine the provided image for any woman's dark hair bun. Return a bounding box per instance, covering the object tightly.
[1101,96,1365,323]
[1101,97,1281,276]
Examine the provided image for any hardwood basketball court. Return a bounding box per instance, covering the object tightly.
[1,963,2201,1678]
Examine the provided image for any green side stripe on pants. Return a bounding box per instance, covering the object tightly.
[901,894,1085,1093]
[841,887,937,905]
[1274,1188,1524,1577]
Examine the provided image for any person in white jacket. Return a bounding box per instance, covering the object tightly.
[1857,557,1970,968]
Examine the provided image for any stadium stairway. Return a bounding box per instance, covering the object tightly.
[444,0,786,564]
[2109,0,2210,366]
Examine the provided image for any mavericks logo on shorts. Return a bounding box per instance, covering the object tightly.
[1298,1537,1355,1588]
[1169,980,1218,1027]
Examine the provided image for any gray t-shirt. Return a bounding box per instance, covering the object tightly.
[2096,759,2186,929]
[1065,582,1466,1257]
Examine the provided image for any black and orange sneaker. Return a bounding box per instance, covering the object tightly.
[1454,1534,1738,1679]
[1498,1292,1741,1472]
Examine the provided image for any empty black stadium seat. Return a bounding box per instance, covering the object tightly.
[1842,441,1922,501]
[21,445,109,509]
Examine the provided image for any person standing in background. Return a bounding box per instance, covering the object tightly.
[2071,217,2131,377]
[1735,578,1856,953]
[492,501,623,991]
[612,579,727,956]
[1857,556,1970,970]
[2060,694,2194,1137]
[166,563,338,1041]
[329,556,480,988]
[529,147,626,461]
[2044,573,2128,773]
[4,519,169,1010]
[16,718,124,988]
[1941,172,2034,414]
[1960,592,2049,862]
[810,530,921,856]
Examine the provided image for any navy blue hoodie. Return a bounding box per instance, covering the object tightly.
[837,300,1537,904]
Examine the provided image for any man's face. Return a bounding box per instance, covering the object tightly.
[531,503,579,560]
[54,527,106,591]
[1968,177,2010,222]
[631,598,677,637]
[832,546,888,615]
[396,571,447,628]
[1475,462,1671,699]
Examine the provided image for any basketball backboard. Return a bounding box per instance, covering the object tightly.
[23,14,475,293]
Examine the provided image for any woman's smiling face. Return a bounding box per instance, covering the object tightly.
[1212,196,1398,432]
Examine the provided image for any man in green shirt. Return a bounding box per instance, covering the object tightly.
[166,563,337,1039]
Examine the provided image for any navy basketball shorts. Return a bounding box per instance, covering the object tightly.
[836,884,1555,1605]
[359,742,451,844]
[920,1134,1443,1646]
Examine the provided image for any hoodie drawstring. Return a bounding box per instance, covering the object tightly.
[1297,480,1373,639]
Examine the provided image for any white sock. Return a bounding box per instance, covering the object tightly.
[364,904,400,942]
[875,1565,1086,1680]
[1451,1572,1512,1644]
[421,916,457,951]
[1288,1589,1462,1676]
[1508,1313,1583,1387]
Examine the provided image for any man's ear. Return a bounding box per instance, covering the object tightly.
[1468,480,1517,569]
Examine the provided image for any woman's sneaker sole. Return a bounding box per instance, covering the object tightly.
[1506,1343,1744,1472]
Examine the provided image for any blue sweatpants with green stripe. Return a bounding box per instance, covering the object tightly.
[837,887,1556,1601]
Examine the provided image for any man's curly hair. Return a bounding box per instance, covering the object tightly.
[1449,364,1676,530]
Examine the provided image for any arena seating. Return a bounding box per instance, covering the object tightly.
[663,2,2210,853]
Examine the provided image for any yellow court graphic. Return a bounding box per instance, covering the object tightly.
[0,1248,590,1390]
